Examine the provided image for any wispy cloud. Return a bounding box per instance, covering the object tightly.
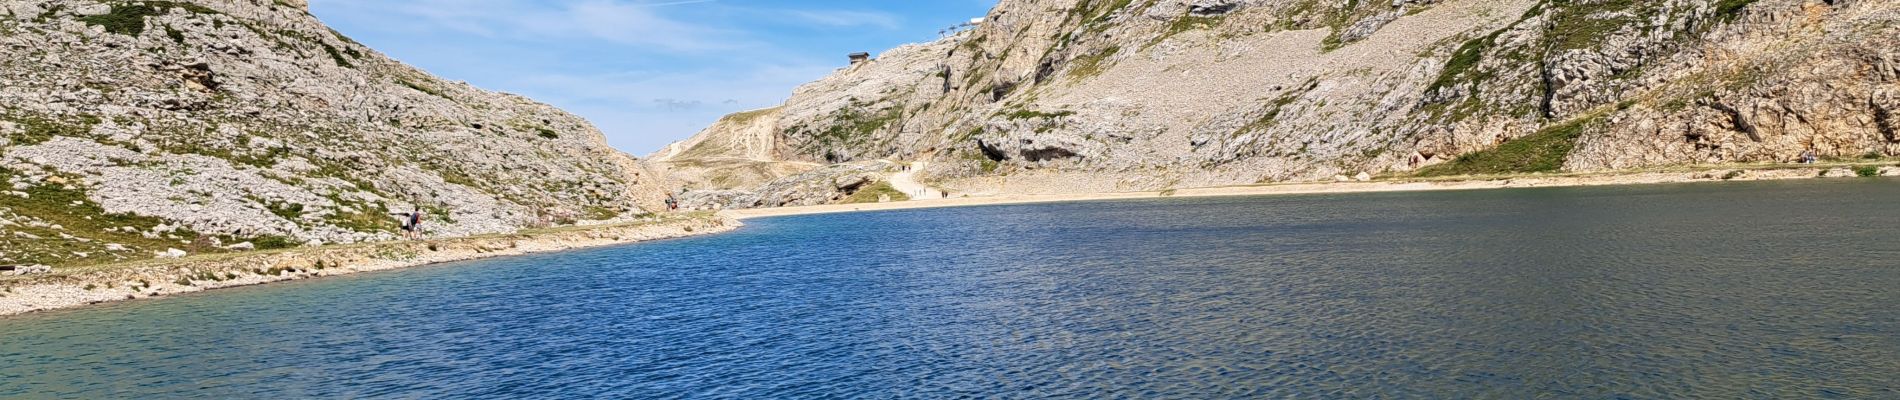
[639,0,719,6]
[781,10,903,30]
[313,0,745,52]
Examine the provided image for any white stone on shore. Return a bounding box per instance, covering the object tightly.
[1,264,51,276]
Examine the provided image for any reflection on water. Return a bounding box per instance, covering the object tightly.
[3,179,1899,397]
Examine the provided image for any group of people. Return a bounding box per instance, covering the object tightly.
[390,207,427,240]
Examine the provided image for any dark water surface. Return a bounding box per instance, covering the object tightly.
[3,180,1899,398]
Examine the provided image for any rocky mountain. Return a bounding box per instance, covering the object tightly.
[645,106,818,191]
[660,0,1898,197]
[0,0,671,267]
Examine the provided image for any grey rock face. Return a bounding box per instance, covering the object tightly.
[1,0,668,266]
[678,162,894,210]
[662,0,1897,196]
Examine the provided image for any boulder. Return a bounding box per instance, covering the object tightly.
[157,248,188,259]
[74,4,109,16]
[0,264,52,276]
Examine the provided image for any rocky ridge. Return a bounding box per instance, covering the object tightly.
[659,0,1898,198]
[0,0,670,268]
[674,161,897,210]
[645,106,819,191]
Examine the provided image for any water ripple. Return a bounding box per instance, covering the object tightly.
[3,180,1900,398]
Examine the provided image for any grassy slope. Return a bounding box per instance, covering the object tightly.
[841,182,911,204]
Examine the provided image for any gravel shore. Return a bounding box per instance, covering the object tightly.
[724,164,1899,220]
[0,215,739,317]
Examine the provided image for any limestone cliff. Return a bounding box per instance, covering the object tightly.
[646,107,818,191]
[663,0,1898,196]
[0,0,669,267]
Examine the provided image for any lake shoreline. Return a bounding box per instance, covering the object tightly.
[0,215,740,318]
[723,164,1899,220]
[5,163,1892,318]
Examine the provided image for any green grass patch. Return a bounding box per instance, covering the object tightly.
[841,182,910,204]
[1415,115,1598,177]
[324,208,399,234]
[1167,15,1224,36]
[1000,109,1077,120]
[1715,0,1759,22]
[802,101,903,152]
[80,3,161,36]
[1855,166,1881,177]
[148,1,220,15]
[79,2,220,37]
[253,197,306,221]
[319,42,353,68]
[720,107,779,125]
[1066,46,1120,80]
[4,113,97,146]
[398,79,452,100]
[1234,88,1307,138]
[249,235,302,250]
[1073,0,1137,25]
[537,128,559,139]
[164,25,185,44]
[1545,0,1658,51]
[1429,35,1495,94]
[0,168,211,267]
[583,206,619,221]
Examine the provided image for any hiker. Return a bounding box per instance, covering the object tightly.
[391,207,425,240]
[665,195,679,211]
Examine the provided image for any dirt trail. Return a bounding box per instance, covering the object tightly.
[887,161,944,200]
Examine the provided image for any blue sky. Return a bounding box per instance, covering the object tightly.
[307,0,997,155]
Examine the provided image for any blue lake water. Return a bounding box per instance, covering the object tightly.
[3,180,1899,398]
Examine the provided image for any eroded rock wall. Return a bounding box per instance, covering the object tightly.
[670,0,1897,195]
[0,0,668,267]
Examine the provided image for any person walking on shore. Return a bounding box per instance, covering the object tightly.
[391,207,426,240]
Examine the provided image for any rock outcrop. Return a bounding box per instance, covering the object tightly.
[677,161,895,210]
[1,0,670,267]
[647,107,818,191]
[662,0,1898,196]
